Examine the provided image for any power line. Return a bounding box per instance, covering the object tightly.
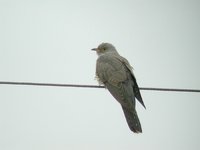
[0,81,200,93]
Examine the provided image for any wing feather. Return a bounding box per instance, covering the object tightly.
[115,55,146,108]
[96,54,134,108]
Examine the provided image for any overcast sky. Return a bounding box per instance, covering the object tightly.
[0,0,200,150]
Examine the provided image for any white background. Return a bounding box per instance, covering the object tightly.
[0,0,200,149]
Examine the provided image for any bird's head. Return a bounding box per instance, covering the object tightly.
[91,43,118,56]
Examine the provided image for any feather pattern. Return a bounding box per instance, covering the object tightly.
[93,43,145,133]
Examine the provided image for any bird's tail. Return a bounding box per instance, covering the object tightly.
[122,106,142,133]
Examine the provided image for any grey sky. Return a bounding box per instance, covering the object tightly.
[0,0,200,150]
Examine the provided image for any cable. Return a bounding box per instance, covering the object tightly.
[0,81,200,93]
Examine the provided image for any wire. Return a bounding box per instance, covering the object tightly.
[0,81,199,93]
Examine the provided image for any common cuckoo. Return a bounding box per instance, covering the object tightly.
[92,43,145,133]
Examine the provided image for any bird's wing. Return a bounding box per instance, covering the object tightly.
[96,54,135,108]
[115,56,146,108]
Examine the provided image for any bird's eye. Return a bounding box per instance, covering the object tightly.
[103,48,106,51]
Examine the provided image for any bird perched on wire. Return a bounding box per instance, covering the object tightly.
[92,43,145,133]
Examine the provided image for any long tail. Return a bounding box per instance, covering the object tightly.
[122,106,142,133]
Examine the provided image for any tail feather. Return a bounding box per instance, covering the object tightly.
[122,106,142,133]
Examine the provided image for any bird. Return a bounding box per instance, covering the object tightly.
[92,43,145,133]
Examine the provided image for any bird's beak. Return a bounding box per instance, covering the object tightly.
[91,48,97,51]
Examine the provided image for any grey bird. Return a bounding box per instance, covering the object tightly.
[92,43,145,133]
